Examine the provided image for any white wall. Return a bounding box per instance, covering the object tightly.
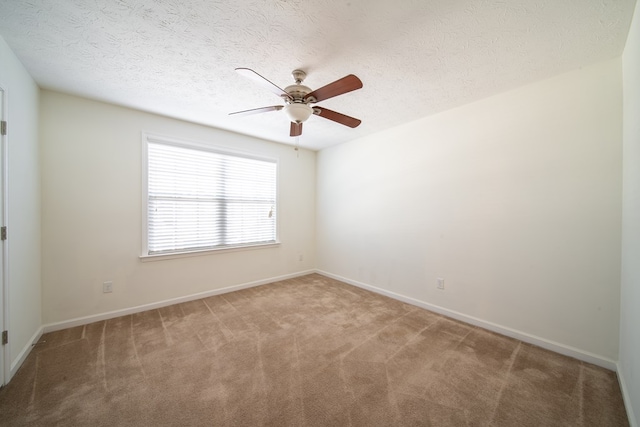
[620,0,640,423]
[40,91,315,324]
[0,37,42,371]
[317,58,622,361]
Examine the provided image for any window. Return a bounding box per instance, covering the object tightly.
[142,133,277,257]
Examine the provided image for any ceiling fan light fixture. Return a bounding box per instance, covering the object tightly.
[283,103,313,123]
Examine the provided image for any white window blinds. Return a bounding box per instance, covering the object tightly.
[145,137,277,255]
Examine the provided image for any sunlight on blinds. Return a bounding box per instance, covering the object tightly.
[147,141,276,254]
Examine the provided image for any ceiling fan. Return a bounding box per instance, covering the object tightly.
[229,68,363,137]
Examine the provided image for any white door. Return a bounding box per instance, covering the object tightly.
[0,86,6,387]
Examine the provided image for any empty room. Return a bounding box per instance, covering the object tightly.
[0,0,639,425]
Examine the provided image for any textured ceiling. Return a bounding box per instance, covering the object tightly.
[0,0,636,150]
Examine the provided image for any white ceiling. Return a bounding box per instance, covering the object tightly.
[0,0,635,151]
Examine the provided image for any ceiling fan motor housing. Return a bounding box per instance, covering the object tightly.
[284,69,318,103]
[284,84,313,102]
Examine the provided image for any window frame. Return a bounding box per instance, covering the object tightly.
[140,132,280,261]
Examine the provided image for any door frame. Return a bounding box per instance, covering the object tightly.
[0,83,9,386]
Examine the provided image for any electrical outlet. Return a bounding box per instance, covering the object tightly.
[436,278,445,290]
[103,281,113,293]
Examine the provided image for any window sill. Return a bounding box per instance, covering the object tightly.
[139,242,281,262]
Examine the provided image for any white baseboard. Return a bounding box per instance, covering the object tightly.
[617,363,638,427]
[43,270,315,333]
[315,270,618,371]
[10,325,44,380]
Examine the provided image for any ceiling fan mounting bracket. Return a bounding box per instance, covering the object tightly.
[291,69,306,84]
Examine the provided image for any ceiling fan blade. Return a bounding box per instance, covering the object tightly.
[235,68,292,100]
[290,122,303,137]
[229,105,283,116]
[313,107,361,128]
[304,74,363,103]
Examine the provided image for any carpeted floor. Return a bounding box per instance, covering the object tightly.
[0,273,629,426]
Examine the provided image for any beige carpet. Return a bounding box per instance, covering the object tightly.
[0,274,629,426]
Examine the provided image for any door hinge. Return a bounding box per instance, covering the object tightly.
[0,121,6,136]
[2,331,7,345]
[0,226,6,241]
